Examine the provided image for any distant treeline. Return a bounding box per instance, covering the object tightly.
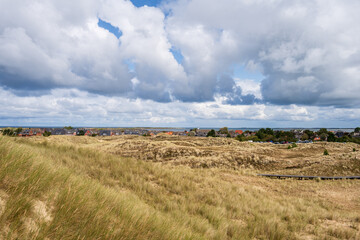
[237,128,360,144]
[204,127,360,144]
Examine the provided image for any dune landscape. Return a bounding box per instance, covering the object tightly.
[1,135,359,239]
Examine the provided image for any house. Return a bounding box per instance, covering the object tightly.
[123,130,133,135]
[292,130,304,140]
[314,137,321,141]
[99,130,112,136]
[244,131,256,137]
[195,129,210,137]
[18,129,34,137]
[111,130,122,136]
[235,130,243,135]
[32,129,43,136]
[51,128,67,135]
[230,130,243,138]
[84,130,92,136]
[64,129,76,135]
[335,131,345,138]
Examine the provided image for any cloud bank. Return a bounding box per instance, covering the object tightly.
[0,0,359,126]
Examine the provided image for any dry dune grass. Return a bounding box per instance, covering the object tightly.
[34,135,360,175]
[0,135,359,239]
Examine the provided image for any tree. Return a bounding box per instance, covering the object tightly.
[320,133,328,141]
[304,130,315,139]
[255,131,265,140]
[219,127,229,134]
[207,129,216,137]
[275,131,282,139]
[264,128,274,135]
[355,127,360,133]
[327,132,336,142]
[77,130,85,136]
[255,128,274,140]
[318,128,328,135]
[275,130,297,142]
[15,127,23,135]
[64,126,73,130]
[301,133,309,141]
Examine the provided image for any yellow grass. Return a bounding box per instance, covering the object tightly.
[0,135,359,239]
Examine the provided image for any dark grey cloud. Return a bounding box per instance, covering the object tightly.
[0,69,52,92]
[225,92,260,105]
[215,75,261,105]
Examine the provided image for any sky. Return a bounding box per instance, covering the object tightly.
[0,0,359,128]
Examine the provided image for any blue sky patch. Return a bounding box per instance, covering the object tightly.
[232,64,264,82]
[170,47,184,64]
[130,0,163,7]
[98,18,123,39]
[124,59,136,72]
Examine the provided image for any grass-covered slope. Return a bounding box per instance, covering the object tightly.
[0,136,359,239]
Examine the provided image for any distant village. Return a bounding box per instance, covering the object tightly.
[1,126,360,144]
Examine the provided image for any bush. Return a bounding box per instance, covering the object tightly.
[2,128,15,136]
[324,149,329,155]
[207,129,216,137]
[43,131,52,137]
[236,135,245,142]
[288,143,298,149]
[353,148,356,152]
